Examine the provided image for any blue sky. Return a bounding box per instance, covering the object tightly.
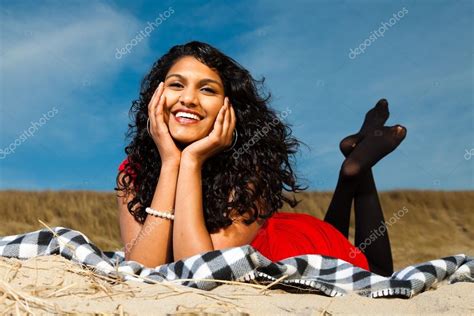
[0,0,472,191]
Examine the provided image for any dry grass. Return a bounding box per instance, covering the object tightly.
[0,190,472,270]
[280,190,474,269]
[0,190,121,250]
[0,221,267,315]
[0,254,285,315]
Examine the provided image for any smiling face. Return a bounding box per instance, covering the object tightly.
[162,56,225,146]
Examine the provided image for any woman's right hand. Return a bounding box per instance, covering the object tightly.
[148,81,181,167]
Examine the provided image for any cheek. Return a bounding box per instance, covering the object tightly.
[162,92,176,120]
[206,103,223,120]
[163,90,178,104]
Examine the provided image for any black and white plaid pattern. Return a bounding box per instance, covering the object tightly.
[0,227,472,298]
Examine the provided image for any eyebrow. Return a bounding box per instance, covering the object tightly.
[165,73,223,88]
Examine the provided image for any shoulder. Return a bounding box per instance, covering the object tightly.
[117,157,140,180]
[210,185,269,250]
[118,157,129,171]
[116,157,139,197]
[210,209,267,250]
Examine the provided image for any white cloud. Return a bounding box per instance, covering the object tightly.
[0,2,148,152]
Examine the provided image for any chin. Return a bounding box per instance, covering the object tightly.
[168,123,211,145]
[170,130,201,145]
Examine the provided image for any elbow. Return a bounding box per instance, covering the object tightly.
[125,250,167,268]
[172,246,215,263]
[172,247,192,262]
[172,250,185,262]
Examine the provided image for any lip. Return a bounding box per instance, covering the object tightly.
[171,108,204,119]
[172,112,201,125]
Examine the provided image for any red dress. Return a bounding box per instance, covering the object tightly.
[249,212,370,270]
[118,157,370,271]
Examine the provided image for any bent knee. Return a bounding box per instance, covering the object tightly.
[340,159,361,179]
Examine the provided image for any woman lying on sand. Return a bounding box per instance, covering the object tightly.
[115,41,406,277]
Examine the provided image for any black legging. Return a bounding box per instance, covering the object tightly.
[324,166,394,276]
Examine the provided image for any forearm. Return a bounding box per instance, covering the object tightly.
[127,162,179,267]
[173,157,214,261]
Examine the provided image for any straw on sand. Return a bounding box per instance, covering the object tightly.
[1,219,299,314]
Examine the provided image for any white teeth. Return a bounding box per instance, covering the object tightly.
[175,112,200,120]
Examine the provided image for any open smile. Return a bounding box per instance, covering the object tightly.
[172,111,202,125]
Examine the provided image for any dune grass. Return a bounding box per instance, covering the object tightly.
[0,190,472,270]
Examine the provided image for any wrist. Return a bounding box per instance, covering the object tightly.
[161,159,181,170]
[180,153,202,169]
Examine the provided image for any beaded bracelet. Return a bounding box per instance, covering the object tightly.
[145,207,175,220]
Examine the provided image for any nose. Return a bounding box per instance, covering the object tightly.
[179,87,199,107]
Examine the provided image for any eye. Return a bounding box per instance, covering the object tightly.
[167,82,216,94]
[202,87,216,93]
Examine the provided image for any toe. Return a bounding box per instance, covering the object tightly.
[376,98,389,108]
[393,125,407,138]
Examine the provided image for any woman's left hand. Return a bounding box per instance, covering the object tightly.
[182,97,236,167]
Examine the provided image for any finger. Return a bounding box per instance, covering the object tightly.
[222,98,232,138]
[148,82,163,132]
[229,101,236,133]
[148,82,164,122]
[148,82,164,115]
[225,102,236,147]
[156,94,169,133]
[148,82,164,133]
[227,100,235,134]
[212,98,227,136]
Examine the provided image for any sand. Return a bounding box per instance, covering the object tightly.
[1,255,473,315]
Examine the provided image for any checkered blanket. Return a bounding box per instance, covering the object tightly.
[0,227,472,298]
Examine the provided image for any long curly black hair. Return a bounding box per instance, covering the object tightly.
[115,41,308,233]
